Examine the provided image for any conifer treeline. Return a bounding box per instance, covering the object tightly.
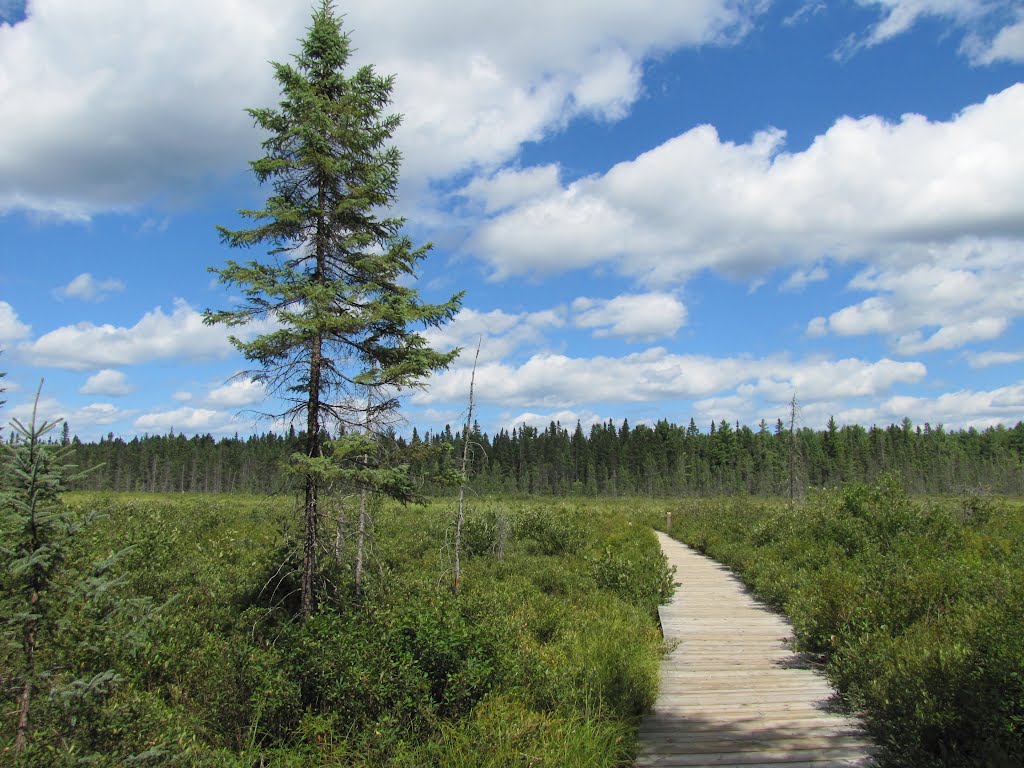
[63,416,1024,496]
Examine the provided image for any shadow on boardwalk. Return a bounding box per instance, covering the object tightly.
[636,707,876,767]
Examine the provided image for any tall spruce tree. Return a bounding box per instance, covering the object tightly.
[205,2,461,619]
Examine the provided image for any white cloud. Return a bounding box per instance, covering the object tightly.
[823,296,896,337]
[422,306,566,365]
[0,0,762,218]
[473,84,1024,286]
[416,348,926,410]
[572,292,687,342]
[897,316,1008,355]
[134,406,238,433]
[967,350,1024,368]
[473,86,1024,353]
[810,240,1024,353]
[740,357,928,403]
[504,409,604,432]
[975,13,1024,63]
[845,1,1024,64]
[56,272,125,302]
[172,391,193,402]
[570,49,642,121]
[21,298,268,370]
[853,0,989,46]
[0,0,311,218]
[207,378,265,407]
[7,395,130,432]
[0,301,30,343]
[784,2,826,26]
[692,394,752,425]
[859,382,1024,430]
[806,316,828,337]
[80,369,132,396]
[780,264,828,292]
[460,165,561,214]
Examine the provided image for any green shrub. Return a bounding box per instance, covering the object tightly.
[591,529,675,613]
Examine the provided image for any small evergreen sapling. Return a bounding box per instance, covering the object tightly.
[2,389,77,753]
[1,388,153,760]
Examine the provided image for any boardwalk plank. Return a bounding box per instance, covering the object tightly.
[635,532,875,768]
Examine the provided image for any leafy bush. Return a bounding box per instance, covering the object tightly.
[592,528,675,613]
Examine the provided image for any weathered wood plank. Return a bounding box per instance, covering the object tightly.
[635,532,876,768]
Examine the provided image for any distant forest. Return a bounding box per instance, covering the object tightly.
[59,416,1024,497]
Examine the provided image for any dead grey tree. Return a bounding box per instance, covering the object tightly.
[454,338,481,596]
[788,393,802,503]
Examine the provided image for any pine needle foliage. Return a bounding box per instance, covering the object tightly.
[2,390,159,762]
[204,1,461,618]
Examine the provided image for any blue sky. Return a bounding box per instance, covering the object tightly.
[2,0,1023,441]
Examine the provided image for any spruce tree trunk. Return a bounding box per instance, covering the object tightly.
[302,333,324,621]
[13,601,36,753]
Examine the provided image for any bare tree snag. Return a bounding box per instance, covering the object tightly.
[454,338,481,596]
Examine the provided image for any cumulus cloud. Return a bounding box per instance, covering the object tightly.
[460,165,561,214]
[572,293,687,342]
[80,369,132,396]
[472,86,1024,352]
[415,347,926,410]
[134,406,238,433]
[0,0,310,218]
[0,301,30,343]
[808,240,1024,354]
[473,84,1024,286]
[207,378,265,407]
[7,395,130,432]
[0,0,761,218]
[852,382,1024,430]
[422,306,566,365]
[693,394,753,425]
[20,298,269,370]
[56,272,125,302]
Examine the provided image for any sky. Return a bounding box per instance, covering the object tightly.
[1,0,1023,442]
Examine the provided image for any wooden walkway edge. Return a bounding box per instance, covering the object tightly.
[635,532,876,767]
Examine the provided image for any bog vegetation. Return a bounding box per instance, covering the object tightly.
[4,401,1024,766]
[1,475,673,764]
[667,481,1024,767]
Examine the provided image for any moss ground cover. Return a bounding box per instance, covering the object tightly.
[666,479,1024,767]
[2,493,672,766]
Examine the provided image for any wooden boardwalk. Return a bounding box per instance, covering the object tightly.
[635,532,876,768]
